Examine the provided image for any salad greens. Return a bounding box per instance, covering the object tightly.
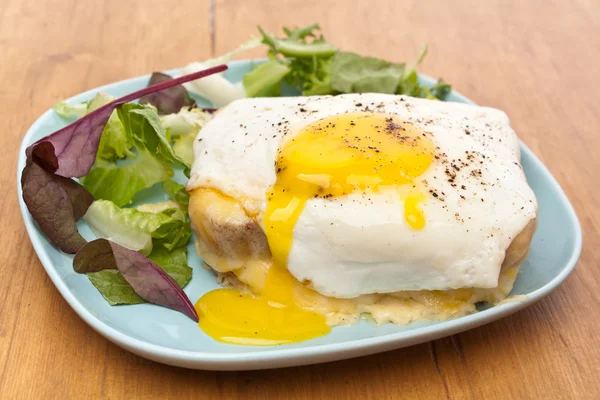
[243,60,291,97]
[74,239,197,320]
[82,103,192,206]
[87,93,135,161]
[247,24,451,99]
[53,101,88,119]
[162,180,190,206]
[140,72,195,114]
[22,65,226,320]
[87,247,192,306]
[22,23,455,323]
[83,200,191,255]
[21,160,93,253]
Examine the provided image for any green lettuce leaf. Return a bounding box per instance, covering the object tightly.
[53,101,88,119]
[172,129,197,166]
[117,104,188,170]
[87,93,135,160]
[82,150,171,207]
[162,180,190,205]
[82,103,193,205]
[87,270,144,305]
[82,199,191,255]
[147,246,192,287]
[160,108,212,137]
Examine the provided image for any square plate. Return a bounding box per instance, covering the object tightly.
[17,60,582,370]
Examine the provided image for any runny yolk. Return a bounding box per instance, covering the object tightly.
[195,112,434,345]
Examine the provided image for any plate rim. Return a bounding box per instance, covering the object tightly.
[16,60,583,370]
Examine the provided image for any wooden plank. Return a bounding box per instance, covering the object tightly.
[1,0,599,398]
[0,0,210,398]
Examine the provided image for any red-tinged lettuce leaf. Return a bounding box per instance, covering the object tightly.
[74,239,198,321]
[21,65,227,255]
[85,247,191,306]
[73,238,116,272]
[140,72,195,115]
[21,159,93,253]
[87,270,145,305]
[26,64,227,179]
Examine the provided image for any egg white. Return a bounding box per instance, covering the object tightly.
[188,94,537,298]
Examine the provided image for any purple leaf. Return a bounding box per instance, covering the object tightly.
[73,239,116,273]
[26,64,227,178]
[140,72,195,115]
[21,159,92,253]
[21,65,227,253]
[74,239,198,321]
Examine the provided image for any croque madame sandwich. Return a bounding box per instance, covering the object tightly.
[186,93,537,345]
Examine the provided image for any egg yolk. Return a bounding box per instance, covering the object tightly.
[195,112,434,345]
[265,112,434,267]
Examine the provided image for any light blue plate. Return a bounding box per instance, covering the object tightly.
[17,60,582,370]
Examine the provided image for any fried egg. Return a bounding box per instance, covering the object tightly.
[187,94,537,345]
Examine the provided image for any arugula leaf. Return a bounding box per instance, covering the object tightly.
[162,180,190,205]
[82,199,191,255]
[259,24,337,58]
[258,24,337,96]
[331,52,405,94]
[429,78,452,100]
[243,60,291,97]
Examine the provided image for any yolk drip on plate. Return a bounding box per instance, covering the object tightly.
[195,112,434,345]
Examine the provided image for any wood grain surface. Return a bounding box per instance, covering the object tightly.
[1,0,599,398]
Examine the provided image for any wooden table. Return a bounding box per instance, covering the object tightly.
[1,0,599,398]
